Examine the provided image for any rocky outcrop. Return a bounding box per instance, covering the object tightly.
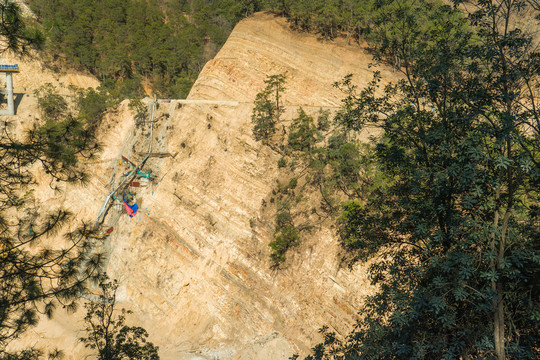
[8,12,399,359]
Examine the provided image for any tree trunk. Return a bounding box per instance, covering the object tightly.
[275,86,280,123]
[495,205,512,359]
[495,281,505,359]
[491,183,505,360]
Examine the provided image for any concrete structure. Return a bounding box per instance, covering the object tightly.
[0,64,19,115]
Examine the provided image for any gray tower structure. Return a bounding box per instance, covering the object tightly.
[0,64,19,116]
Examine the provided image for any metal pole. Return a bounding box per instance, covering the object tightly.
[6,73,14,115]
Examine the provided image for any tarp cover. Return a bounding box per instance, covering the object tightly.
[122,192,138,217]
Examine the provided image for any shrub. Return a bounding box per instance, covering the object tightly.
[35,83,68,121]
[269,225,299,266]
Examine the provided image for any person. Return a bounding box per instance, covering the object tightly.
[122,192,138,217]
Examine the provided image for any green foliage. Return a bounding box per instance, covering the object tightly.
[0,349,42,360]
[26,0,263,99]
[270,225,299,264]
[251,74,287,141]
[277,177,298,195]
[276,209,293,228]
[0,0,44,55]
[100,77,144,101]
[303,0,540,359]
[277,157,287,168]
[280,107,364,214]
[35,83,112,126]
[337,200,365,250]
[169,76,194,99]
[288,177,297,189]
[251,91,276,140]
[29,117,99,182]
[80,276,159,360]
[270,205,299,266]
[1,9,104,351]
[34,84,68,121]
[128,99,148,125]
[316,109,330,132]
[266,104,365,265]
[1,120,102,354]
[325,133,362,196]
[288,108,317,153]
[32,85,103,182]
[76,87,113,124]
[268,0,377,41]
[0,348,64,360]
[266,0,475,58]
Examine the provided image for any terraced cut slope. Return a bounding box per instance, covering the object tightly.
[7,12,399,359]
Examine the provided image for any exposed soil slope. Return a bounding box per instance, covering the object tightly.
[6,12,399,359]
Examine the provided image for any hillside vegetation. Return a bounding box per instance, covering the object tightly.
[27,0,493,99]
[27,0,263,98]
[1,0,538,359]
[246,1,540,359]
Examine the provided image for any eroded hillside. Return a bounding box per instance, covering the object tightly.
[6,12,399,359]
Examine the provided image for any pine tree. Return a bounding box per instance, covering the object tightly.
[251,74,286,142]
[0,0,43,55]
[288,108,318,153]
[0,6,103,355]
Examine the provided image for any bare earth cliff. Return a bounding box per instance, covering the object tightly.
[7,12,398,359]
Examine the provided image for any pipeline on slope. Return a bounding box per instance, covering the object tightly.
[94,99,155,227]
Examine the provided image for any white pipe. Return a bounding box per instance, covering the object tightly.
[95,100,155,225]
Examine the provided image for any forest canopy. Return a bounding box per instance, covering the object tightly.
[27,0,264,99]
[27,0,475,100]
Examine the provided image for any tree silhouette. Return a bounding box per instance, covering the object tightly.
[305,0,540,359]
[0,7,103,355]
[80,276,159,360]
[0,0,43,55]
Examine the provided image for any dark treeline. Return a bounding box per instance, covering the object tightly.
[265,0,373,41]
[27,0,264,98]
[26,0,453,100]
[265,0,475,67]
[26,0,439,100]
